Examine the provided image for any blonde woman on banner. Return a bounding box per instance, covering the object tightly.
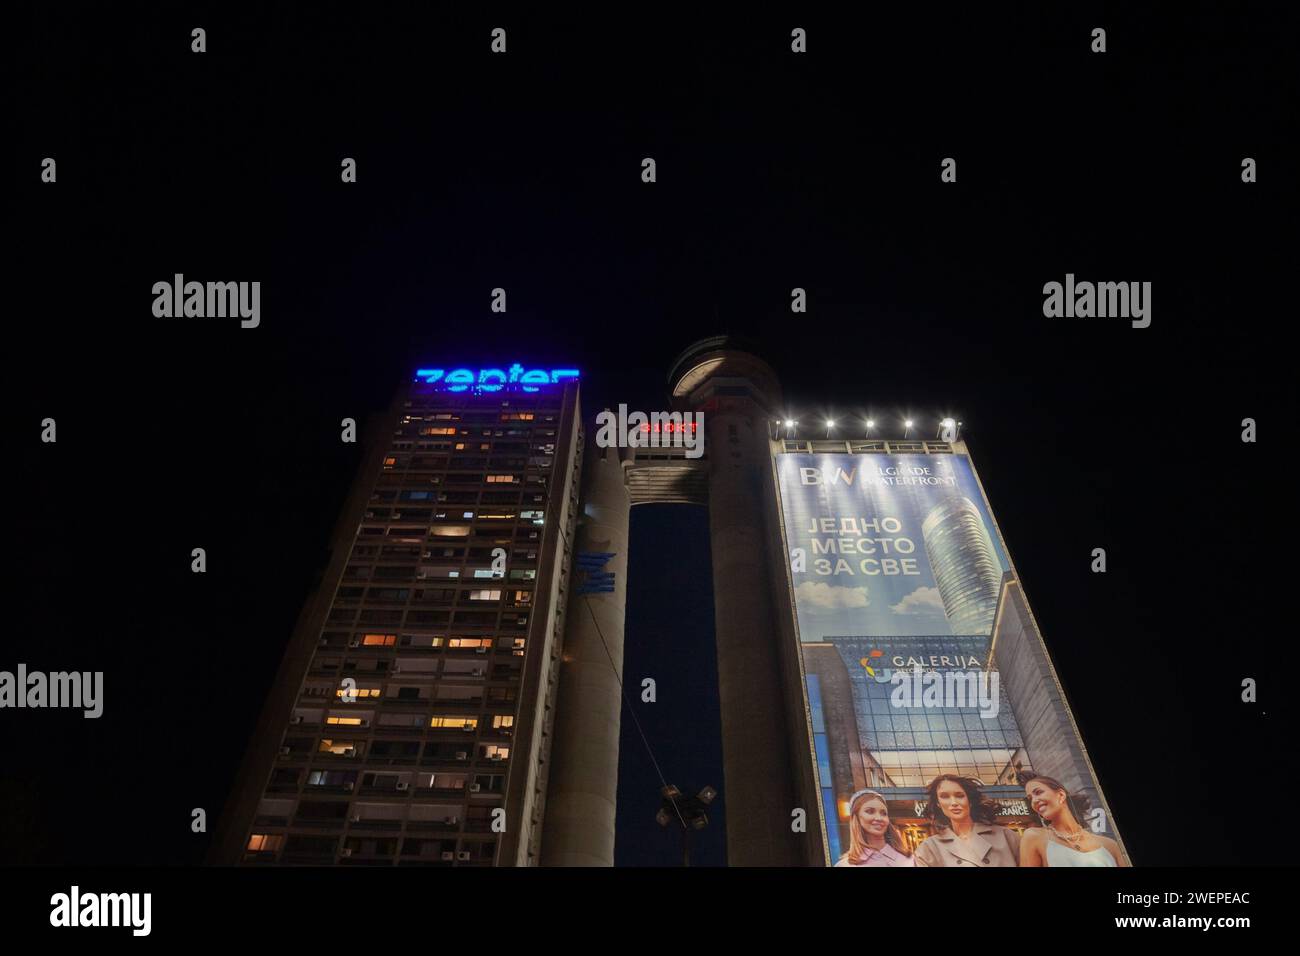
[834,789,915,867]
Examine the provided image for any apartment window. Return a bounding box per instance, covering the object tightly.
[468,589,502,601]
[247,834,284,852]
[491,715,514,730]
[486,474,518,483]
[430,715,478,730]
[399,634,444,649]
[420,427,457,436]
[448,637,491,649]
[429,773,467,790]
[361,633,397,646]
[307,769,357,787]
[336,686,381,700]
[323,743,364,759]
[430,524,473,537]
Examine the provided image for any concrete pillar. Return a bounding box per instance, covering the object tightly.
[671,339,803,865]
[540,442,631,865]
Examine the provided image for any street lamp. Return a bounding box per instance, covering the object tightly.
[655,783,717,866]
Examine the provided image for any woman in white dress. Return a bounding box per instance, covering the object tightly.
[1019,774,1126,867]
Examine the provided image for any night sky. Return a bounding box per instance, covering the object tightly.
[8,4,1294,870]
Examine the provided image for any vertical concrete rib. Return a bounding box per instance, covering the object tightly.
[539,441,631,865]
[670,339,802,865]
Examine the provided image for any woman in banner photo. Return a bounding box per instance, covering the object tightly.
[834,789,916,867]
[913,775,1022,867]
[1019,774,1126,867]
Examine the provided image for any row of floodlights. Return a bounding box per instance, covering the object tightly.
[777,417,960,437]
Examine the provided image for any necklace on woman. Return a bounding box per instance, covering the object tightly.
[1050,825,1085,847]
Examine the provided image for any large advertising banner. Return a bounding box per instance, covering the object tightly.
[777,453,1128,868]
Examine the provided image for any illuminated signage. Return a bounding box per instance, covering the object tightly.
[414,364,579,393]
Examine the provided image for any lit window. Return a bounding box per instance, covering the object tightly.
[326,715,365,726]
[492,715,514,729]
[430,525,472,537]
[362,633,397,646]
[468,589,502,601]
[486,474,518,483]
[420,426,457,436]
[430,716,478,729]
[247,834,284,852]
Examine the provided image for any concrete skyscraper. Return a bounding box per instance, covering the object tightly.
[211,364,584,866]
[212,339,1126,866]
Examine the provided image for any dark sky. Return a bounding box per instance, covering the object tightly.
[7,4,1295,869]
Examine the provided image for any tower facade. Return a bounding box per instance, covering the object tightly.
[211,365,583,866]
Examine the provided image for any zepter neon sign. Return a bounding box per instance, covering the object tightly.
[414,364,580,393]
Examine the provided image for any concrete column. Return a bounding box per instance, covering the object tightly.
[704,401,802,865]
[540,442,631,866]
[668,337,803,865]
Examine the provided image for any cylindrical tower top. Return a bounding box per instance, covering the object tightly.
[667,335,783,411]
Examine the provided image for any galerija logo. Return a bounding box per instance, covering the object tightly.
[860,652,1000,719]
[594,404,704,459]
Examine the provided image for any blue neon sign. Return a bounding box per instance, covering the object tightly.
[414,364,580,393]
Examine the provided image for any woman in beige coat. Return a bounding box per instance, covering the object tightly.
[913,774,1022,867]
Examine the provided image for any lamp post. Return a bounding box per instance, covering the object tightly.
[655,784,717,866]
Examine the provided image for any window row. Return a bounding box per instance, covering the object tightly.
[247,832,496,863]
